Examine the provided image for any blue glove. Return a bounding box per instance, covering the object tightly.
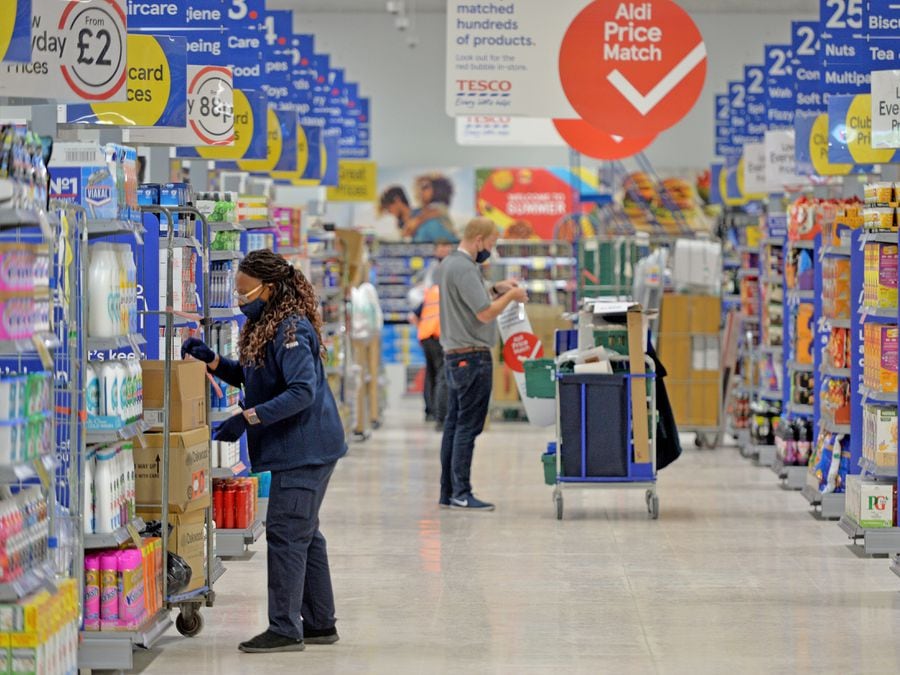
[213,413,248,443]
[181,337,216,364]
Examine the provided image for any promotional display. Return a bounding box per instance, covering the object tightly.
[0,0,32,62]
[0,0,129,102]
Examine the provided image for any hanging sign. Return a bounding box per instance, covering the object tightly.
[809,112,853,176]
[764,44,794,129]
[741,142,767,196]
[457,117,565,146]
[552,119,655,159]
[764,130,805,191]
[127,0,228,30]
[826,95,880,171]
[189,87,267,160]
[445,0,706,136]
[64,34,187,127]
[0,0,33,63]
[867,0,900,38]
[325,161,378,202]
[819,0,870,96]
[124,65,234,146]
[743,64,768,141]
[0,0,128,103]
[714,93,732,157]
[871,70,900,149]
[843,93,896,164]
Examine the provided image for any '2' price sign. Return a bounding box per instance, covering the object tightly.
[0,0,128,102]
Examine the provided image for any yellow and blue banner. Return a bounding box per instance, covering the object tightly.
[0,0,32,62]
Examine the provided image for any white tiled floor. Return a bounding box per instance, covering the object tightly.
[133,410,900,674]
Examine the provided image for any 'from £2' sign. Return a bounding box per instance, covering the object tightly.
[559,0,706,138]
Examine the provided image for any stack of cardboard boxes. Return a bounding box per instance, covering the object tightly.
[136,360,211,593]
[657,294,722,429]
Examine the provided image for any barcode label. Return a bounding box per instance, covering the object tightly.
[144,409,164,428]
[64,150,100,163]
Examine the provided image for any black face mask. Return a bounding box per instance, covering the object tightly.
[239,298,266,322]
[476,248,491,264]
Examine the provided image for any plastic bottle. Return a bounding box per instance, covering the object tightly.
[223,485,235,529]
[117,549,146,629]
[88,245,120,337]
[84,554,102,631]
[93,448,115,534]
[86,364,101,418]
[83,451,95,534]
[99,552,120,630]
[114,362,129,423]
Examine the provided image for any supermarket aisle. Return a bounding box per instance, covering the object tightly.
[136,411,900,674]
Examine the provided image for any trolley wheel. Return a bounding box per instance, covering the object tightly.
[176,609,204,638]
[646,490,659,520]
[554,490,563,520]
[694,432,718,450]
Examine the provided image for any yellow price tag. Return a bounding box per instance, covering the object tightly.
[410,257,425,271]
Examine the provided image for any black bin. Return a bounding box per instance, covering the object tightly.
[558,374,629,478]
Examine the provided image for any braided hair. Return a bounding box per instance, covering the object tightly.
[237,249,324,366]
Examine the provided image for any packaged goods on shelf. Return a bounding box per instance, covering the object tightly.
[85,361,143,430]
[864,182,897,207]
[211,441,241,472]
[775,419,813,466]
[823,257,851,320]
[810,432,850,494]
[822,378,852,426]
[845,475,897,528]
[244,231,276,252]
[788,197,820,241]
[83,443,136,535]
[863,242,898,310]
[671,239,722,294]
[0,372,53,465]
[271,206,302,249]
[212,477,259,530]
[790,370,815,407]
[142,360,207,432]
[864,207,896,232]
[195,192,237,227]
[135,511,207,594]
[88,244,138,338]
[0,126,50,210]
[792,303,815,365]
[750,400,781,446]
[826,327,851,370]
[158,248,198,315]
[863,405,898,474]
[863,324,898,394]
[209,261,239,309]
[84,539,164,631]
[134,426,211,514]
[49,143,139,223]
[0,578,79,674]
[0,488,50,584]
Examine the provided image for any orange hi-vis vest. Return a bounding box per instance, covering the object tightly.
[418,285,441,341]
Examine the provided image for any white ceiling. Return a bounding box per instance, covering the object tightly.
[275,0,818,13]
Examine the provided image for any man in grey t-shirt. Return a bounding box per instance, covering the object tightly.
[436,217,527,511]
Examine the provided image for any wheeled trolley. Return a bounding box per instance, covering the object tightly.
[550,357,658,520]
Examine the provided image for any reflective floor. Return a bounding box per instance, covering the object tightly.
[135,411,900,674]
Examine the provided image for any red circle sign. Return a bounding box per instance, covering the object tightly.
[553,119,656,159]
[503,332,544,374]
[559,0,707,137]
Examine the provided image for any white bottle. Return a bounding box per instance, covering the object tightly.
[83,450,95,534]
[86,364,101,418]
[116,245,137,336]
[93,448,115,534]
[115,362,129,423]
[89,245,122,337]
[99,362,119,419]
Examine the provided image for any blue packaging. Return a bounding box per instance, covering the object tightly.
[160,183,190,234]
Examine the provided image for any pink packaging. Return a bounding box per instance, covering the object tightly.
[117,549,146,629]
[84,554,101,631]
[0,247,35,292]
[100,552,120,630]
[0,297,35,341]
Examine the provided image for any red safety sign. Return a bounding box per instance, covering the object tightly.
[559,0,707,137]
[503,332,544,374]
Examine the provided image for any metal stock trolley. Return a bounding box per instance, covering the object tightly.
[550,356,659,520]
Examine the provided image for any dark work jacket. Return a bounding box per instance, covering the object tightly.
[214,315,347,472]
[648,342,682,471]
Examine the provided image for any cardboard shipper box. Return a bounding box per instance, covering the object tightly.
[137,508,207,593]
[142,360,208,432]
[135,426,211,514]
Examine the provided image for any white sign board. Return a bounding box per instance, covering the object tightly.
[764,130,806,192]
[871,70,900,149]
[125,65,234,145]
[742,142,767,195]
[0,0,128,103]
[455,116,564,146]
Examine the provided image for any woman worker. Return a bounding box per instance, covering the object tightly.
[181,249,347,654]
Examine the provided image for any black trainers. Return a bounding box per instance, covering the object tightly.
[304,626,340,645]
[239,630,305,653]
[450,494,495,511]
[439,495,451,509]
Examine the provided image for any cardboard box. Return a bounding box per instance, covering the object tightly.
[142,360,208,432]
[659,335,692,379]
[659,294,691,334]
[689,296,722,335]
[137,508,207,593]
[134,426,211,513]
[845,475,895,528]
[627,307,650,464]
[525,304,572,358]
[492,348,520,403]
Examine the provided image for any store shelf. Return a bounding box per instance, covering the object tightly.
[0,561,57,602]
[787,289,815,302]
[825,317,851,329]
[0,453,56,484]
[786,402,814,417]
[858,456,898,480]
[802,485,845,520]
[87,333,146,353]
[839,515,900,556]
[211,461,248,479]
[216,519,264,559]
[723,294,742,304]
[0,206,47,230]
[859,386,898,406]
[86,419,149,445]
[737,269,759,279]
[210,307,241,319]
[787,361,814,373]
[209,221,244,232]
[241,220,276,230]
[761,275,782,285]
[787,240,815,249]
[84,517,146,551]
[0,332,61,360]
[497,256,576,267]
[757,387,783,401]
[763,237,785,246]
[822,364,851,379]
[859,305,899,321]
[891,556,900,580]
[742,315,760,324]
[772,457,808,490]
[210,250,244,262]
[210,405,241,423]
[85,219,146,240]
[161,236,202,251]
[754,444,776,467]
[78,609,172,671]
[821,420,852,435]
[861,231,899,245]
[822,244,852,258]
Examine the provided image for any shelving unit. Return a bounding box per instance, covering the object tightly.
[216,519,265,560]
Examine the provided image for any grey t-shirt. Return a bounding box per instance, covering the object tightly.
[435,250,497,351]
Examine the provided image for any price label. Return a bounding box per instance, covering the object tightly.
[190,66,235,145]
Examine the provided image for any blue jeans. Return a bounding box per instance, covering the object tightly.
[266,462,337,640]
[440,350,493,500]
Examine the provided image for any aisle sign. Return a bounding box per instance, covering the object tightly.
[764,130,805,191]
[339,83,370,159]
[191,87,267,160]
[867,0,900,38]
[0,0,128,103]
[792,21,824,113]
[729,80,747,135]
[819,0,870,96]
[741,142,767,195]
[65,34,187,127]
[325,161,377,202]
[127,0,228,30]
[743,65,768,141]
[795,112,817,176]
[871,70,900,149]
[125,65,234,146]
[765,44,794,129]
[826,94,878,171]
[445,0,707,137]
[714,93,732,157]
[844,94,896,163]
[0,0,32,62]
[810,112,853,176]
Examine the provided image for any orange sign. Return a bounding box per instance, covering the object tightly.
[559,0,706,137]
[503,332,544,373]
[553,119,656,159]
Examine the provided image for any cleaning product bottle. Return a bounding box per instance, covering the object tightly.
[86,364,101,418]
[99,552,120,630]
[117,549,146,629]
[83,450,95,534]
[84,554,101,631]
[93,447,115,534]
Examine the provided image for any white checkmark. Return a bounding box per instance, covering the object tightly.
[607,42,707,116]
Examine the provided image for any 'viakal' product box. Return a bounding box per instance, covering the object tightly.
[134,425,211,513]
[49,143,137,222]
[845,475,895,528]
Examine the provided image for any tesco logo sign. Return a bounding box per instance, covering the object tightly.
[456,80,512,93]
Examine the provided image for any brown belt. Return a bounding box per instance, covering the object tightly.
[446,346,490,355]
